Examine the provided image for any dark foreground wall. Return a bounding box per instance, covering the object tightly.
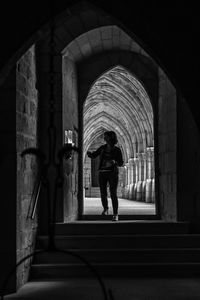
[177,95,200,232]
[16,46,39,288]
[0,46,39,293]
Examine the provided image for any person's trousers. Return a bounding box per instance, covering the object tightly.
[98,170,119,215]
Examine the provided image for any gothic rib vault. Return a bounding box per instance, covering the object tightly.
[62,24,155,164]
[83,65,154,165]
[83,65,155,203]
[62,23,157,204]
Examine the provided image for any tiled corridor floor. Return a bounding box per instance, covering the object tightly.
[5,278,200,299]
[84,197,156,215]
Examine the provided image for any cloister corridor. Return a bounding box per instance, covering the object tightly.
[84,197,155,216]
[82,65,156,216]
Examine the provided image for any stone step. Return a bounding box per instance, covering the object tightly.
[31,222,200,281]
[53,221,190,235]
[30,262,200,279]
[36,234,200,250]
[33,248,200,264]
[82,215,158,220]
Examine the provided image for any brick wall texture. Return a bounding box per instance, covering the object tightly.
[16,45,38,288]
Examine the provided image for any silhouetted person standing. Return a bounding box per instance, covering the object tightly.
[87,131,123,221]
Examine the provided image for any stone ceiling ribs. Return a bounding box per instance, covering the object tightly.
[60,20,154,163]
[83,65,154,162]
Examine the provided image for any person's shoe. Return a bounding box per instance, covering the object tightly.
[101,208,109,216]
[112,214,118,221]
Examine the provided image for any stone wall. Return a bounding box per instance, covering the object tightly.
[158,68,177,221]
[177,95,200,230]
[36,44,64,230]
[62,56,79,222]
[16,45,38,288]
[84,154,91,191]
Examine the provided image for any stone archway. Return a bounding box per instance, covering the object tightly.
[83,65,156,215]
[1,2,175,223]
[61,15,176,221]
[61,21,162,220]
[0,1,178,229]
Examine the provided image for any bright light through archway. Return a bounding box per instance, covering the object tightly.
[83,65,155,216]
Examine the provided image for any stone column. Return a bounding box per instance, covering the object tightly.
[150,148,155,203]
[127,161,131,185]
[136,153,143,201]
[134,157,139,200]
[152,178,155,203]
[122,166,127,198]
[145,147,154,203]
[150,147,155,179]
[142,153,147,202]
[128,158,135,200]
[125,163,130,198]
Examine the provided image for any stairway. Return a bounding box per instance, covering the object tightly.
[30,221,200,280]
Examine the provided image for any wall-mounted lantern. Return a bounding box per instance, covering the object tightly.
[65,130,74,146]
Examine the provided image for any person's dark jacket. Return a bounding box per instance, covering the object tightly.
[88,144,123,171]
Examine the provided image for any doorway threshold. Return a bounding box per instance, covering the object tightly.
[54,220,190,235]
[81,214,158,221]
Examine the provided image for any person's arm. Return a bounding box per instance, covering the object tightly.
[87,145,104,159]
[115,148,124,167]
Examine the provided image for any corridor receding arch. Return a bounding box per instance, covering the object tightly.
[61,20,159,219]
[83,65,155,206]
[84,66,154,155]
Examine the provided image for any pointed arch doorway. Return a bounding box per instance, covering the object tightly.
[62,20,163,221]
[60,4,176,222]
[0,1,178,237]
[82,65,156,219]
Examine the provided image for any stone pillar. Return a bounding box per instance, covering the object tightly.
[150,147,155,179]
[126,162,130,198]
[136,153,143,201]
[134,157,139,200]
[145,147,154,203]
[158,68,177,221]
[36,41,63,228]
[142,153,147,202]
[62,56,79,222]
[122,166,127,198]
[124,163,129,198]
[151,149,155,203]
[128,158,135,200]
[152,178,155,203]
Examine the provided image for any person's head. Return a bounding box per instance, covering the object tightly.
[104,131,118,146]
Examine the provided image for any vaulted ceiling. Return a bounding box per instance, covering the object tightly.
[61,17,155,164]
[62,25,149,60]
[83,65,154,163]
